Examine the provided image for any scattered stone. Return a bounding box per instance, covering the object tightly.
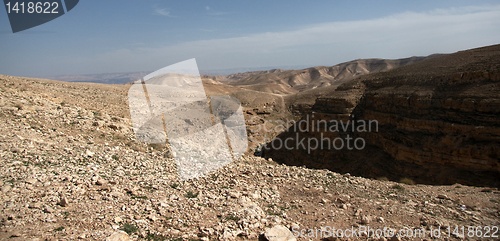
[58,196,68,207]
[228,191,241,198]
[354,208,362,216]
[29,203,42,209]
[9,231,22,238]
[389,236,401,241]
[323,237,340,241]
[1,185,11,193]
[85,150,94,157]
[437,194,450,200]
[360,215,371,224]
[148,214,158,222]
[25,178,37,184]
[105,231,130,241]
[262,225,296,241]
[96,179,107,186]
[43,206,54,213]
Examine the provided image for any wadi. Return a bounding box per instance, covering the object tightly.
[0,44,499,240]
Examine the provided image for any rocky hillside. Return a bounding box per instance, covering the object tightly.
[1,45,499,240]
[1,74,499,240]
[264,44,500,188]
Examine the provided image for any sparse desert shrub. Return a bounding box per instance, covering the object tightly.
[54,226,65,232]
[391,184,405,191]
[146,232,168,241]
[121,222,138,235]
[185,191,198,199]
[376,177,389,181]
[399,177,415,185]
[225,214,240,222]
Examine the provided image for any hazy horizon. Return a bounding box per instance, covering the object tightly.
[1,1,500,77]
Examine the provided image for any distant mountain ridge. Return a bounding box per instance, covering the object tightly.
[49,71,149,84]
[49,56,428,87]
[219,56,428,95]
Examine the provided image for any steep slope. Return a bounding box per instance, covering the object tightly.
[1,74,499,240]
[263,44,500,187]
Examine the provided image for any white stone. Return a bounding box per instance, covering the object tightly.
[263,225,296,241]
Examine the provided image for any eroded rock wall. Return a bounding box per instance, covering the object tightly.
[264,46,500,187]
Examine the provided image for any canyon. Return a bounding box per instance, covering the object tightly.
[261,45,500,187]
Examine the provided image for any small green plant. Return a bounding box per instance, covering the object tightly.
[399,177,415,185]
[225,214,240,222]
[146,232,168,241]
[121,222,139,235]
[170,183,179,189]
[111,154,119,161]
[265,204,283,216]
[54,226,65,232]
[266,209,282,216]
[185,191,199,199]
[391,184,405,191]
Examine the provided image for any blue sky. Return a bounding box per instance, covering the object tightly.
[1,0,499,77]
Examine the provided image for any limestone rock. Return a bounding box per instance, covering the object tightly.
[106,231,130,241]
[263,225,296,241]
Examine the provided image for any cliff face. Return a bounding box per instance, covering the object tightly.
[264,45,500,187]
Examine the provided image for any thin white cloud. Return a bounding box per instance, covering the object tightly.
[154,7,173,17]
[101,4,500,72]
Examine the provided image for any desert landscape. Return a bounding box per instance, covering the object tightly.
[0,44,499,241]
